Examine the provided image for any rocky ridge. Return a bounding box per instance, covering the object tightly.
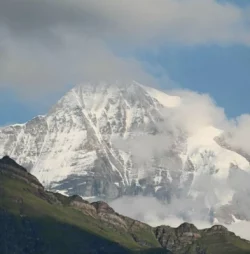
[1,156,250,254]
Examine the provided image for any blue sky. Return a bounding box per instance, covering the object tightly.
[0,89,36,125]
[0,0,250,125]
[218,0,250,6]
[2,44,249,125]
[140,44,250,118]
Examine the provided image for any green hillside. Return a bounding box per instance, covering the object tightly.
[0,156,250,254]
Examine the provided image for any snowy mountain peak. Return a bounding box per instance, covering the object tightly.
[0,81,249,224]
[55,81,181,112]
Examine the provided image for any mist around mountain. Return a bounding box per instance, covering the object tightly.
[1,81,250,229]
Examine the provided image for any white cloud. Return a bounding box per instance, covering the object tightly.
[73,0,250,45]
[0,0,249,98]
[225,114,250,155]
[109,89,250,242]
[3,0,249,45]
[113,89,228,167]
[162,90,227,135]
[110,195,250,241]
[0,33,157,98]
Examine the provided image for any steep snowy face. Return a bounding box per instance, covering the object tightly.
[0,82,181,197]
[0,81,250,224]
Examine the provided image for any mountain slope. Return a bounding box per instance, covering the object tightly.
[0,82,184,196]
[0,156,164,254]
[0,81,250,223]
[1,156,250,254]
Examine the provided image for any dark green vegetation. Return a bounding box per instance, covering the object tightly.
[0,156,250,254]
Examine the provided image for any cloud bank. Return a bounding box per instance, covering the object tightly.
[110,196,250,241]
[1,0,249,45]
[0,0,250,98]
[111,89,250,238]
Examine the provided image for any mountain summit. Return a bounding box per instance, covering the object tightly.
[1,81,250,224]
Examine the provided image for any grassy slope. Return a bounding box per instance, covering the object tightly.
[1,166,250,254]
[195,232,250,254]
[0,176,164,254]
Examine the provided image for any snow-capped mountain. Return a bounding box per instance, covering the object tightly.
[1,81,250,223]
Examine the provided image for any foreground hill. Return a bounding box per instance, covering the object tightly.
[1,156,250,254]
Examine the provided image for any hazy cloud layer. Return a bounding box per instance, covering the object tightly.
[110,196,250,241]
[1,0,249,45]
[110,90,250,238]
[0,0,250,97]
[0,34,156,97]
[112,89,250,174]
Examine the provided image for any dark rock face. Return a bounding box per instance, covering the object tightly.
[0,156,27,172]
[92,201,115,214]
[154,223,201,253]
[203,225,228,233]
[0,156,43,189]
